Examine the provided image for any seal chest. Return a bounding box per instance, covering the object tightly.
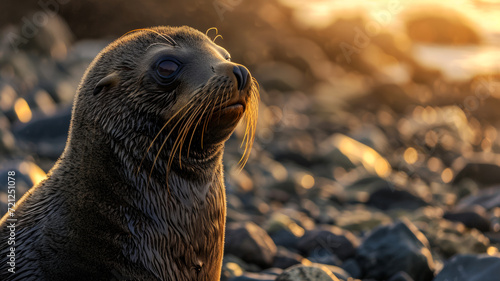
[0,26,259,281]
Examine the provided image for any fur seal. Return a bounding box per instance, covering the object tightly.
[0,26,259,281]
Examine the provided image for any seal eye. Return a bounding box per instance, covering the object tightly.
[157,60,179,78]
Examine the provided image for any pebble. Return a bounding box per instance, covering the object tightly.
[434,254,500,281]
[296,226,359,261]
[275,264,340,281]
[355,220,435,281]
[225,222,278,269]
[367,187,428,211]
[443,205,491,232]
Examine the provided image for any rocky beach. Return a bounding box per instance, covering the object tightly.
[1,0,500,280]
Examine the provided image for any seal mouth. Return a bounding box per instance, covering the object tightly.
[217,98,247,114]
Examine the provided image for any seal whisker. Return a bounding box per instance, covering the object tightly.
[169,95,212,172]
[147,99,201,185]
[120,28,178,46]
[205,27,218,37]
[165,89,213,176]
[186,87,219,158]
[137,100,194,175]
[146,42,176,51]
[175,93,214,167]
[238,80,260,168]
[201,84,225,148]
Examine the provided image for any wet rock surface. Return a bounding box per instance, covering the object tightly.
[434,254,500,281]
[355,221,435,281]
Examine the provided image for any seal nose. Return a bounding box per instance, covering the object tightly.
[233,65,249,91]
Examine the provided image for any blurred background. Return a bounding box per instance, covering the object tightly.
[1,0,500,280]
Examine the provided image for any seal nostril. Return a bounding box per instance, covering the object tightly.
[233,65,243,91]
[238,65,249,91]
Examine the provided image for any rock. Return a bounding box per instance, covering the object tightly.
[276,264,340,281]
[225,222,278,269]
[347,176,394,202]
[389,271,415,281]
[306,248,342,266]
[334,207,392,232]
[453,163,500,186]
[267,213,305,249]
[12,107,71,159]
[355,220,435,281]
[222,261,245,280]
[434,254,500,281]
[367,187,428,211]
[443,205,491,232]
[456,186,500,211]
[222,254,260,273]
[341,259,362,279]
[321,265,351,281]
[421,219,489,258]
[296,226,359,261]
[273,247,304,269]
[229,272,279,281]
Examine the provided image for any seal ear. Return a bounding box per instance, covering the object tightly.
[93,72,119,95]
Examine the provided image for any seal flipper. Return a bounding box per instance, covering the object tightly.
[93,72,120,95]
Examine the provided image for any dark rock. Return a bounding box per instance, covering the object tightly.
[12,107,71,159]
[341,259,362,279]
[225,222,278,269]
[276,264,339,281]
[355,220,434,281]
[389,271,415,281]
[267,213,305,249]
[347,176,393,199]
[443,206,491,232]
[296,226,359,261]
[367,187,428,211]
[453,163,500,186]
[273,247,304,269]
[456,186,500,211]
[270,228,301,249]
[307,248,342,266]
[434,254,500,281]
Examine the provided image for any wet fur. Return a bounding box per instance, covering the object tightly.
[0,26,258,280]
